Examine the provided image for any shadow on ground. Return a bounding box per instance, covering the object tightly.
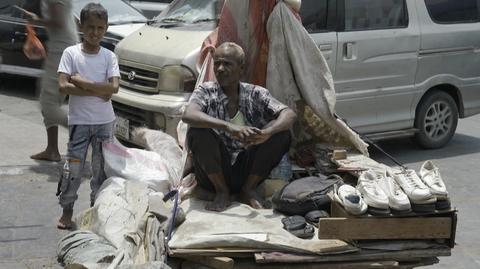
[368,134,480,166]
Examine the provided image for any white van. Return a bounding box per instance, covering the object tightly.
[112,0,480,149]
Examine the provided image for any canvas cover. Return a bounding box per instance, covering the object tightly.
[193,0,368,155]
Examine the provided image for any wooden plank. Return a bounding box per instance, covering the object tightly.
[331,200,456,219]
[183,256,234,269]
[170,248,256,258]
[238,259,401,269]
[318,217,451,240]
[253,249,450,264]
[448,211,458,248]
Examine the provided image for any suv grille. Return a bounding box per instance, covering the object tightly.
[119,64,159,93]
[112,100,151,128]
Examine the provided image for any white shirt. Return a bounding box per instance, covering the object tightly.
[58,44,120,125]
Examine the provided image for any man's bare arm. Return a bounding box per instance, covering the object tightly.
[245,108,297,146]
[182,103,229,129]
[70,76,119,95]
[18,3,65,29]
[264,108,297,134]
[182,103,260,141]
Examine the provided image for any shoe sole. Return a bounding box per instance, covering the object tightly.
[390,208,412,215]
[411,202,436,213]
[435,198,451,210]
[367,206,391,216]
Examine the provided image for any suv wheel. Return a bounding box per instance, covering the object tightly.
[414,91,458,149]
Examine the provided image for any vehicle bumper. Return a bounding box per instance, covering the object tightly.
[111,86,189,143]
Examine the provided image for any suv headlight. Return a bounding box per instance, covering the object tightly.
[158,65,196,92]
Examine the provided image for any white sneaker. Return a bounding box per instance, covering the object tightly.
[392,169,432,203]
[419,160,448,199]
[356,170,389,210]
[333,184,367,215]
[375,170,411,212]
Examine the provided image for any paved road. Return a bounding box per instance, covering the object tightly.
[0,75,479,268]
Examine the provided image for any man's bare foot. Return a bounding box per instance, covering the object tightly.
[240,189,265,209]
[57,209,73,230]
[31,150,61,162]
[205,193,230,212]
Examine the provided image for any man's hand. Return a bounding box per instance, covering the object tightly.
[226,123,261,142]
[244,128,273,146]
[14,5,39,23]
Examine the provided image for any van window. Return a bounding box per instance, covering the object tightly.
[73,0,146,25]
[344,0,408,31]
[424,0,479,24]
[152,0,223,25]
[300,0,328,33]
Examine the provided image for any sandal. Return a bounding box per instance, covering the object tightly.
[290,224,315,239]
[305,210,329,227]
[281,215,306,231]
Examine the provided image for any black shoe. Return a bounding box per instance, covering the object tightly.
[305,210,329,227]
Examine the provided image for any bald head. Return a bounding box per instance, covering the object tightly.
[215,42,245,66]
[213,42,245,89]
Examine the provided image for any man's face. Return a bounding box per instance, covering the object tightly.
[213,48,243,88]
[81,16,108,48]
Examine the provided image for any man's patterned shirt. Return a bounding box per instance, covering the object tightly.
[189,81,288,163]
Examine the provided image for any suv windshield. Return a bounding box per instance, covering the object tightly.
[152,0,223,25]
[72,0,147,25]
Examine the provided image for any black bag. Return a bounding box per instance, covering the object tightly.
[272,174,343,216]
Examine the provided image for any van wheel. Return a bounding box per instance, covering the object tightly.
[414,91,458,149]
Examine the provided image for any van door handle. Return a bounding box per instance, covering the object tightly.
[344,42,354,60]
[14,31,27,37]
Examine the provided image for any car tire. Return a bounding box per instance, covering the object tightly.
[414,91,458,149]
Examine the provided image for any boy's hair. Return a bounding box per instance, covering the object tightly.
[80,3,108,25]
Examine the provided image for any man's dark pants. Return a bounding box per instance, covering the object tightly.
[187,128,291,193]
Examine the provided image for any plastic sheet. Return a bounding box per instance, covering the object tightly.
[103,139,171,193]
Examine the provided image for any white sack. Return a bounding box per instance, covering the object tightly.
[103,139,171,193]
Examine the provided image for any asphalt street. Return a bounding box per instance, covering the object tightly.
[0,75,479,268]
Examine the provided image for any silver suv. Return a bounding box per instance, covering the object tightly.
[113,0,480,149]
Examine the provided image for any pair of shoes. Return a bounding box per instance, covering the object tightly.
[333,184,367,215]
[391,169,436,212]
[281,216,315,239]
[419,160,450,210]
[356,171,390,215]
[376,169,411,213]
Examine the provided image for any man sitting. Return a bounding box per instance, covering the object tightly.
[182,42,297,212]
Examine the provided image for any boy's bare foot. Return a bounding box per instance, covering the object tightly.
[205,193,230,212]
[240,189,265,209]
[30,150,61,162]
[57,209,73,230]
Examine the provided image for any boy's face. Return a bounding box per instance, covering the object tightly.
[80,15,108,48]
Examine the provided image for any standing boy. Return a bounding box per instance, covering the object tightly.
[56,3,119,229]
